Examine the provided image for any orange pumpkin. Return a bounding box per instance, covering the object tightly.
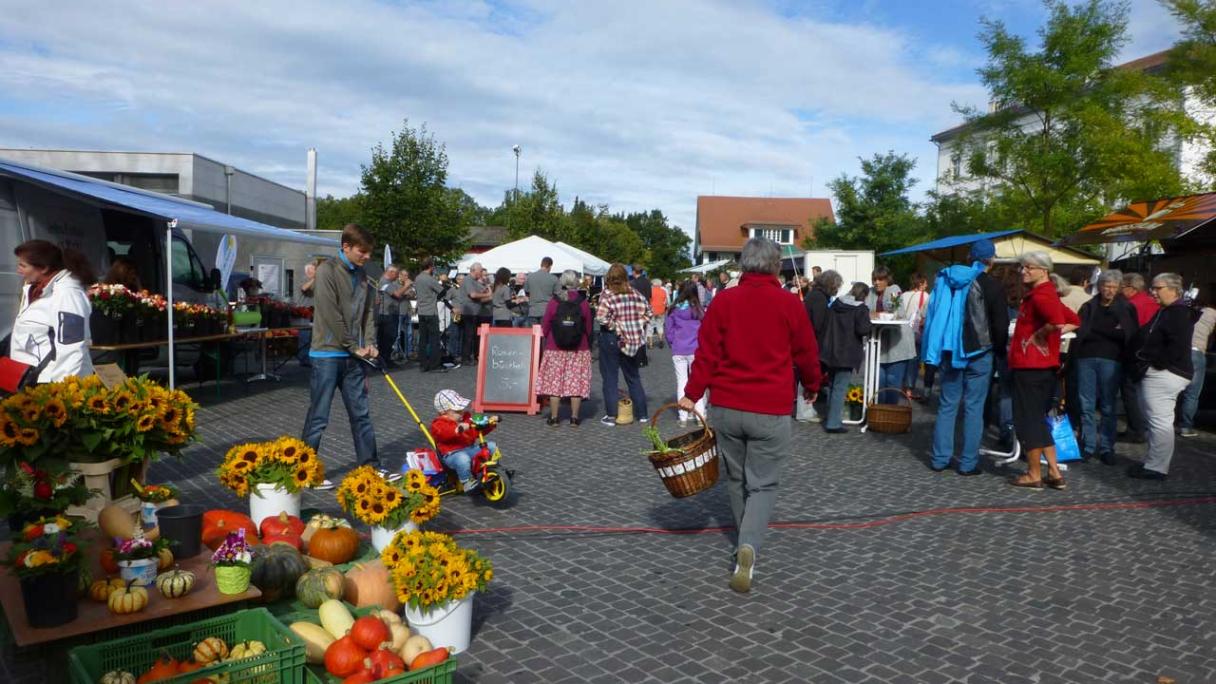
[308,525,359,564]
[137,653,179,684]
[202,510,258,550]
[343,561,400,612]
[259,511,305,539]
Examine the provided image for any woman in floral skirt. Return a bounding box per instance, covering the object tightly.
[539,270,594,426]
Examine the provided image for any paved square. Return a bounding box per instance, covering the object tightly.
[5,347,1215,683]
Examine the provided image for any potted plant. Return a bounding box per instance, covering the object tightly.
[336,466,440,552]
[845,384,864,422]
[210,527,254,595]
[113,531,170,586]
[86,284,137,344]
[131,480,180,529]
[380,530,492,654]
[216,436,326,528]
[0,460,90,531]
[5,514,89,627]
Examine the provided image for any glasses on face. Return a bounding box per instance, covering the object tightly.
[1019,265,1043,272]
[1150,285,1170,291]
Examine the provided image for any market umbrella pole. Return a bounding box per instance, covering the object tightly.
[166,220,176,390]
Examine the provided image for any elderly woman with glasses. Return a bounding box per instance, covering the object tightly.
[1127,273,1196,480]
[1073,270,1139,465]
[1008,252,1080,490]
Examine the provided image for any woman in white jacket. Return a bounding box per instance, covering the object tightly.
[11,240,96,382]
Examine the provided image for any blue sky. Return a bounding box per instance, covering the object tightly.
[0,1,1183,233]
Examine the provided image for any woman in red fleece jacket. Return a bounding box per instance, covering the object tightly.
[1009,252,1079,490]
[679,238,821,594]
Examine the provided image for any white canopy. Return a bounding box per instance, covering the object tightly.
[681,259,732,274]
[554,241,611,276]
[457,235,583,275]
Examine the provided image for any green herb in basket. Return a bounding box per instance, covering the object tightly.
[642,425,681,456]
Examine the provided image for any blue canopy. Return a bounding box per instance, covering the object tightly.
[0,157,336,247]
[879,229,1021,257]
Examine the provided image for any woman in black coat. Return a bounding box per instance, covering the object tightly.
[819,281,872,433]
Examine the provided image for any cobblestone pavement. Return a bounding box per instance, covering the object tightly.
[5,347,1216,683]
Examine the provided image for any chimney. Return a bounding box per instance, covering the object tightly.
[306,148,317,231]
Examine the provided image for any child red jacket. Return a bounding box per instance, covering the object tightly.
[430,413,478,454]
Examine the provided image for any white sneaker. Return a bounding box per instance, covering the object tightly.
[312,479,336,491]
[730,544,755,593]
[600,416,616,427]
[461,477,480,493]
[378,469,403,483]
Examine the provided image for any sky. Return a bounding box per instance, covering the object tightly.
[0,0,1186,233]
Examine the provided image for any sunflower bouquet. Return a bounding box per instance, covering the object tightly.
[335,467,440,528]
[216,436,325,498]
[380,530,492,611]
[845,384,864,406]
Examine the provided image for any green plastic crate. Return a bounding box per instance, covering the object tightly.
[67,607,306,684]
[277,607,456,684]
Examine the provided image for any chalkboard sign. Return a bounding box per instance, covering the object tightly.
[474,324,542,414]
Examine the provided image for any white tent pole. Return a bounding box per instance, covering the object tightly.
[166,220,176,390]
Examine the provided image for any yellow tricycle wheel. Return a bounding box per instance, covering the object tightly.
[482,467,510,504]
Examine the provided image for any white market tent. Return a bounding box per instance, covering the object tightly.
[554,241,611,276]
[681,259,733,274]
[457,235,584,275]
[0,157,338,390]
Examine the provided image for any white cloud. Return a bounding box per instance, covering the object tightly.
[0,0,989,232]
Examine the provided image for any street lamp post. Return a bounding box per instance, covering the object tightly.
[512,145,520,199]
[224,165,235,215]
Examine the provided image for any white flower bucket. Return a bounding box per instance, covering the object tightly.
[118,558,158,587]
[404,592,475,654]
[249,484,300,529]
[370,520,418,553]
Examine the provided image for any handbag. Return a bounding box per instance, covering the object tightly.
[0,328,56,395]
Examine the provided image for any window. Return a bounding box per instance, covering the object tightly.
[171,236,207,290]
[950,154,962,179]
[749,227,793,245]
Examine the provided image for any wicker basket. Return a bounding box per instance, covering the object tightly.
[866,386,912,434]
[645,403,719,498]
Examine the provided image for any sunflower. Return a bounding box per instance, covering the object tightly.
[294,469,310,486]
[0,417,20,447]
[370,483,387,501]
[232,459,252,472]
[237,446,260,464]
[17,427,38,446]
[383,488,400,507]
[353,479,369,496]
[367,502,387,525]
[356,499,372,516]
[22,406,40,423]
[159,406,180,428]
[845,386,863,404]
[42,399,67,427]
[110,391,134,412]
[276,440,300,464]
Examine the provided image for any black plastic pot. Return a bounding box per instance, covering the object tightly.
[20,568,79,627]
[156,504,204,559]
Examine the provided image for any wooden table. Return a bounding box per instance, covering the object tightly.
[0,532,261,648]
[92,328,274,400]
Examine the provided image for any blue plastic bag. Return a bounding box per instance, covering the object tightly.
[1047,412,1081,462]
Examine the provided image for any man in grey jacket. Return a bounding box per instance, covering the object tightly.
[301,224,394,487]
[525,257,558,325]
[413,257,447,372]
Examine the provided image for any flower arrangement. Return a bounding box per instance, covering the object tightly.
[131,480,179,504]
[336,467,439,528]
[216,436,325,498]
[0,461,90,516]
[845,385,864,406]
[380,530,492,611]
[113,533,169,562]
[4,515,87,578]
[210,528,253,568]
[87,283,139,317]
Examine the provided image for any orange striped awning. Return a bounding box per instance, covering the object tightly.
[1062,192,1216,245]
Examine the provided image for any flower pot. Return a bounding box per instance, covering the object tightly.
[156,504,204,559]
[848,403,863,421]
[20,568,79,628]
[370,520,418,553]
[118,558,158,586]
[403,592,475,654]
[215,565,252,595]
[249,483,300,529]
[90,311,122,345]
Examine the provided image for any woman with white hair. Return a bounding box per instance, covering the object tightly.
[1127,273,1195,479]
[679,238,821,593]
[1073,269,1138,465]
[538,269,594,426]
[1008,251,1079,490]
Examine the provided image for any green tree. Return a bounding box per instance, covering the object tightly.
[804,151,927,261]
[618,210,692,281]
[952,0,1184,237]
[315,193,363,231]
[1163,0,1216,185]
[359,120,468,263]
[495,171,566,240]
[447,187,492,228]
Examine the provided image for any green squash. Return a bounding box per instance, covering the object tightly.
[295,566,345,608]
[249,541,310,603]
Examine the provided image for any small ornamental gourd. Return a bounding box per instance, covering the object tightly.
[156,546,174,571]
[193,636,229,664]
[107,579,148,615]
[89,577,126,602]
[227,640,267,661]
[155,567,196,599]
[99,671,136,684]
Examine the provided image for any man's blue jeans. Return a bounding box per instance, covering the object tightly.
[932,351,993,471]
[993,354,1014,444]
[598,331,647,419]
[1178,349,1207,429]
[301,356,378,469]
[878,360,911,404]
[442,441,495,481]
[823,367,852,429]
[1076,356,1120,456]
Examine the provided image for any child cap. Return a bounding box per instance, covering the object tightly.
[434,389,471,413]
